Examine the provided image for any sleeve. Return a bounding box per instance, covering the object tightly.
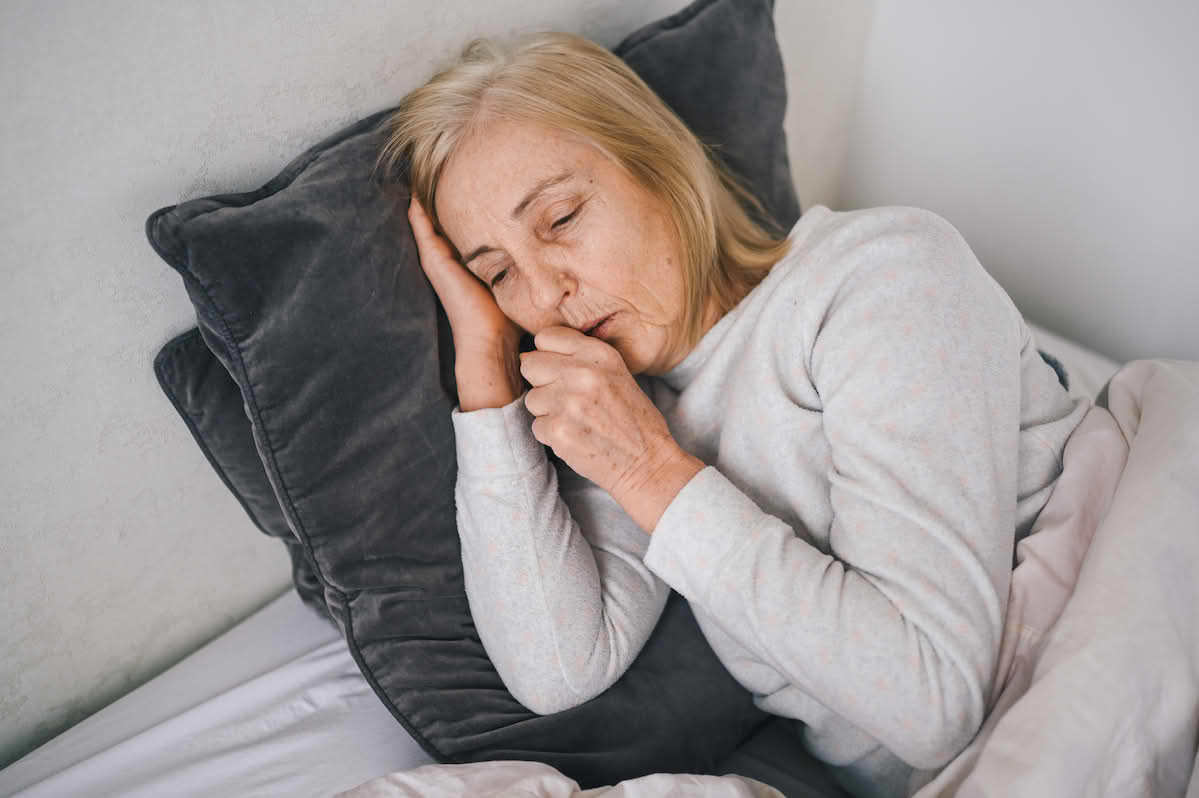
[642,209,1023,769]
[451,389,671,715]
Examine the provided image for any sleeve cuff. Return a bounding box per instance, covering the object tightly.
[643,465,769,603]
[450,389,547,478]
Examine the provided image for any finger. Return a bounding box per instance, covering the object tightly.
[523,383,557,417]
[407,193,432,227]
[408,196,459,263]
[407,198,481,304]
[533,325,596,356]
[519,349,571,387]
[530,414,555,449]
[407,194,432,235]
[535,328,621,374]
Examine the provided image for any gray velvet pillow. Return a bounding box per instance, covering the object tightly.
[616,0,798,234]
[154,327,331,622]
[149,0,801,789]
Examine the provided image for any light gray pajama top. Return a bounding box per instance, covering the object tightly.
[448,205,1091,798]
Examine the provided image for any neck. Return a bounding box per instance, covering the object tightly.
[699,292,724,336]
[658,294,723,375]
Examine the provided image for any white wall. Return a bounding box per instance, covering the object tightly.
[840,0,1199,363]
[0,0,874,768]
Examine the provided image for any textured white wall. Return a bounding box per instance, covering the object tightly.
[841,0,1199,363]
[0,0,873,768]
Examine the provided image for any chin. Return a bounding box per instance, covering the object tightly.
[607,343,637,373]
[619,348,651,376]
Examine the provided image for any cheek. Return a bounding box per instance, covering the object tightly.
[495,290,540,334]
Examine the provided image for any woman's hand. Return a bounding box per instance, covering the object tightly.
[408,194,524,410]
[520,326,705,531]
[408,194,521,351]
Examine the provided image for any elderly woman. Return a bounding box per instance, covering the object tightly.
[377,31,1089,798]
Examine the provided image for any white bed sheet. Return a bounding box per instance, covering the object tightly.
[0,589,434,798]
[0,322,1122,798]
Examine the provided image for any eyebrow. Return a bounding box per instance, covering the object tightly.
[460,170,576,268]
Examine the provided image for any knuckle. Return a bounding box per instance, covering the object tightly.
[564,393,585,416]
[575,368,600,392]
[557,429,577,450]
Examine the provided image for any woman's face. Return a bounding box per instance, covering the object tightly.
[433,118,695,376]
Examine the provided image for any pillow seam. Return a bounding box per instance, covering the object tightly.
[158,272,325,578]
[341,588,465,765]
[152,328,275,536]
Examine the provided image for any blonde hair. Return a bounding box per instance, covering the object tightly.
[375,31,793,352]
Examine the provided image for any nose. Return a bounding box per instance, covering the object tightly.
[528,258,576,312]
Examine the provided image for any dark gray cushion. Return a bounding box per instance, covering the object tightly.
[148,0,802,789]
[153,327,331,622]
[1038,349,1070,392]
[616,0,799,235]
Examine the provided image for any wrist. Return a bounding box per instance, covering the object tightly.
[612,441,706,535]
[455,338,523,412]
[454,330,521,364]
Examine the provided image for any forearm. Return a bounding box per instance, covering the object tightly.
[452,395,670,714]
[644,465,996,769]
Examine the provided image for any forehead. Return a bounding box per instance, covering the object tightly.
[434,120,609,240]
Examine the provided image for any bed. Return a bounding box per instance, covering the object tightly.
[0,321,1133,798]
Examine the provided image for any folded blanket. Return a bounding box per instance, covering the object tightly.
[913,358,1199,797]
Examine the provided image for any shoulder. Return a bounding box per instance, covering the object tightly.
[699,206,1007,386]
[766,205,998,320]
[781,205,975,280]
[765,206,1020,372]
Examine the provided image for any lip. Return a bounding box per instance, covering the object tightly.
[584,314,615,338]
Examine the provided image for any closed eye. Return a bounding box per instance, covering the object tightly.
[491,206,581,288]
[552,208,579,230]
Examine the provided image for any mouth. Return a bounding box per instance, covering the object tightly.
[583,314,614,337]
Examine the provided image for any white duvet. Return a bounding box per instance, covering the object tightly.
[340,357,1199,798]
